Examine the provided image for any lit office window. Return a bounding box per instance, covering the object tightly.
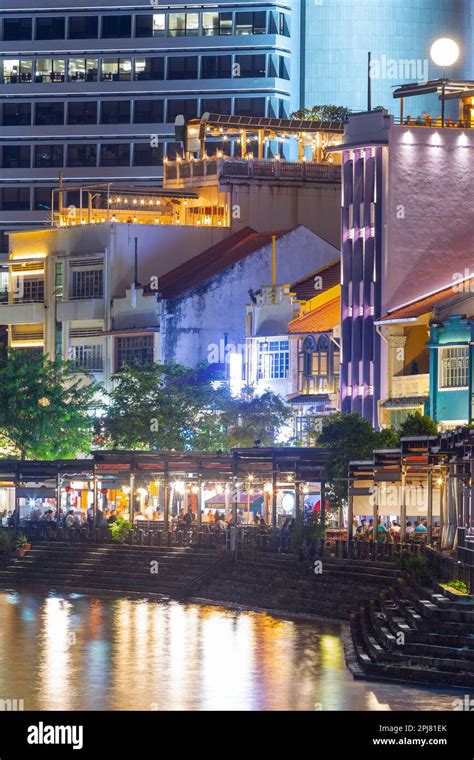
[202,13,219,35]
[71,269,103,300]
[35,59,65,83]
[169,13,199,37]
[153,14,166,35]
[68,58,98,82]
[1,59,32,83]
[117,335,154,369]
[440,346,469,388]
[257,340,289,380]
[71,344,103,372]
[101,58,131,81]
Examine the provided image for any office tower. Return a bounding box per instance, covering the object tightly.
[303,0,471,112]
[0,0,300,249]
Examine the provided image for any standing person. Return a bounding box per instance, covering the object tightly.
[279,517,292,553]
[376,517,389,544]
[183,506,195,530]
[355,519,367,540]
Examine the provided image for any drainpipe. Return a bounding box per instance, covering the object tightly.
[271,235,277,304]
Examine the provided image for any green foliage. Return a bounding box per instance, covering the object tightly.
[108,516,132,543]
[98,365,291,451]
[396,550,431,579]
[397,412,438,437]
[291,105,350,122]
[446,580,469,595]
[223,386,292,448]
[292,512,331,547]
[13,532,28,549]
[317,413,397,508]
[0,349,100,459]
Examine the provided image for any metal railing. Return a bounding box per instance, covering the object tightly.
[164,157,342,184]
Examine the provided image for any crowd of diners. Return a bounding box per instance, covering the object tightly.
[352,517,440,544]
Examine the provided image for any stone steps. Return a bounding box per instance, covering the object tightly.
[0,542,220,597]
[351,577,474,689]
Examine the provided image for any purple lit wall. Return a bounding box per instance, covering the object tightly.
[341,146,384,427]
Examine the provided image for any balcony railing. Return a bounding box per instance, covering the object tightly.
[164,157,342,186]
[391,373,429,399]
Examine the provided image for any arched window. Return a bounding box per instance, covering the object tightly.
[303,334,330,380]
[303,335,317,377]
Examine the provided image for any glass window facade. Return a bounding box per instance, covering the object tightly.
[117,335,154,369]
[257,340,289,380]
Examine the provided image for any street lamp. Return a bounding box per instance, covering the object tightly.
[430,38,460,68]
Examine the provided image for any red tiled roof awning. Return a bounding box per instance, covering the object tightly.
[377,281,474,323]
[290,259,340,301]
[158,226,292,299]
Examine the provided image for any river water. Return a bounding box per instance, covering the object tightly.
[0,590,460,711]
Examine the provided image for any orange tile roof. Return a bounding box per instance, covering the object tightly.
[289,294,341,333]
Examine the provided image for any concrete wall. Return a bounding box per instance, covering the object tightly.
[224,180,341,247]
[386,126,474,313]
[160,225,338,368]
[9,222,229,298]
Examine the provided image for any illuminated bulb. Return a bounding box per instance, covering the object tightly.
[430,37,460,67]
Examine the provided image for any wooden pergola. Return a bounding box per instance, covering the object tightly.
[0,448,329,530]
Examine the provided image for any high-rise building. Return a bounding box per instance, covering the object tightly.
[1,0,471,250]
[303,0,471,113]
[0,0,299,250]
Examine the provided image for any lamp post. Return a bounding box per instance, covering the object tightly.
[430,38,460,127]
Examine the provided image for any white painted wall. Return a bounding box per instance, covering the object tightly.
[160,225,338,369]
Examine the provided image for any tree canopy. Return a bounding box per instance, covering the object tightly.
[0,349,99,459]
[291,104,350,122]
[96,364,292,451]
[317,413,399,508]
[396,411,438,438]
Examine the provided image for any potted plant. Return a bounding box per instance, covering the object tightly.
[108,516,132,543]
[396,550,432,584]
[14,532,31,558]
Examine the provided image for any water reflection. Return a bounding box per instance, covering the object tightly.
[0,591,462,711]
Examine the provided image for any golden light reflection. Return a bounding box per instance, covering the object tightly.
[37,596,74,710]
